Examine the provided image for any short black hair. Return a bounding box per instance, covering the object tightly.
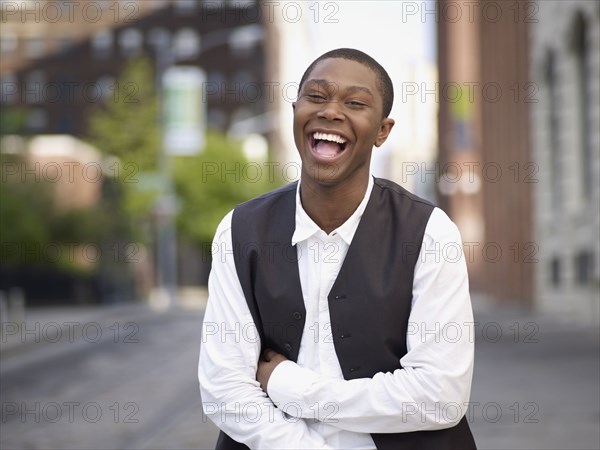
[298,48,394,118]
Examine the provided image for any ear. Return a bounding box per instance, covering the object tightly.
[374,118,395,147]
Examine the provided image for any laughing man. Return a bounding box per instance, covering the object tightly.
[199,48,476,450]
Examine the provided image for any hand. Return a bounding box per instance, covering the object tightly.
[257,348,288,395]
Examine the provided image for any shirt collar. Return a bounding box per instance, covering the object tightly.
[291,175,374,246]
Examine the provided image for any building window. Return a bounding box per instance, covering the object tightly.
[26,108,48,132]
[148,0,169,9]
[174,0,197,14]
[119,28,143,57]
[1,72,18,104]
[550,257,561,287]
[57,35,74,54]
[571,12,593,199]
[92,29,113,59]
[147,27,171,52]
[58,109,74,134]
[207,109,227,130]
[544,49,561,208]
[232,70,254,86]
[204,0,225,10]
[207,70,226,86]
[229,24,263,57]
[575,251,594,286]
[0,32,17,55]
[25,36,45,59]
[229,0,256,6]
[25,70,46,104]
[173,28,200,59]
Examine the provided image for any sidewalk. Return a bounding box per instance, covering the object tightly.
[0,287,208,373]
[0,287,218,450]
[2,290,597,449]
[469,296,600,450]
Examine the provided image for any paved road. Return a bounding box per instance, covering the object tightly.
[469,301,600,450]
[1,298,598,449]
[1,303,220,450]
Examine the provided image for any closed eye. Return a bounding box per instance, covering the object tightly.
[307,94,326,102]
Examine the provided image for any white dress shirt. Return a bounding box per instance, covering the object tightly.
[198,176,474,449]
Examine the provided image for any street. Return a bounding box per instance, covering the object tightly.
[469,301,600,450]
[1,295,598,449]
[0,301,220,449]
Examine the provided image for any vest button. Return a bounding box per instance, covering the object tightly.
[283,342,292,352]
[293,312,302,320]
[349,367,356,372]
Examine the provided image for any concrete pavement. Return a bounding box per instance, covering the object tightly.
[469,297,599,450]
[1,291,598,449]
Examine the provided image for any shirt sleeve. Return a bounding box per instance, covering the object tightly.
[198,211,334,449]
[266,207,475,433]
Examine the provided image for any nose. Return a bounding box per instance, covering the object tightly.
[317,101,344,121]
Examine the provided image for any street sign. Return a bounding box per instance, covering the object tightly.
[162,66,206,155]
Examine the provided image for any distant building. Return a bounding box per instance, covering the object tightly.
[530,0,600,322]
[437,0,533,306]
[25,134,104,209]
[0,134,140,304]
[437,0,599,322]
[1,0,268,141]
[1,0,272,299]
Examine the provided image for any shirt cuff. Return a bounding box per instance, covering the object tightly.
[267,360,318,416]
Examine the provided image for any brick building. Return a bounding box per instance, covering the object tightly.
[1,0,267,139]
[530,0,600,321]
[437,0,533,305]
[438,0,599,321]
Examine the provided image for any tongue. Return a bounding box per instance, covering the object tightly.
[314,140,340,158]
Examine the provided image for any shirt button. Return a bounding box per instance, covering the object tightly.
[293,311,302,320]
[283,342,292,352]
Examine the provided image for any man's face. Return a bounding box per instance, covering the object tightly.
[292,58,394,187]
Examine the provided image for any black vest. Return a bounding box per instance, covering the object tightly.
[215,178,476,450]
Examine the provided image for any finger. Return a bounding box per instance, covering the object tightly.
[261,348,274,362]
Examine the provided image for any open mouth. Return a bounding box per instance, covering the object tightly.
[309,131,349,159]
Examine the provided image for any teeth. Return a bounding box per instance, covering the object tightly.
[313,132,347,144]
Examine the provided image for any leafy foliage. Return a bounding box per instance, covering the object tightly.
[86,56,160,222]
[87,57,159,171]
[86,56,280,249]
[174,131,279,246]
[0,153,127,273]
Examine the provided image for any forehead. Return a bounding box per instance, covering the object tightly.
[303,58,380,99]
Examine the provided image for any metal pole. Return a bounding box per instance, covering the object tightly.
[155,42,178,309]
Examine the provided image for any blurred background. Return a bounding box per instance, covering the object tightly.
[0,1,598,449]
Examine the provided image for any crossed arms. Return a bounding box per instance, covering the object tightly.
[198,208,474,449]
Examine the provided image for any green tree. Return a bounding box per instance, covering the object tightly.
[86,56,280,251]
[0,153,123,274]
[174,131,279,247]
[86,56,160,222]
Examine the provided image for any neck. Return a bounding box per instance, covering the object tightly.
[300,174,370,234]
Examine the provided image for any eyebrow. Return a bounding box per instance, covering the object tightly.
[304,79,375,98]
